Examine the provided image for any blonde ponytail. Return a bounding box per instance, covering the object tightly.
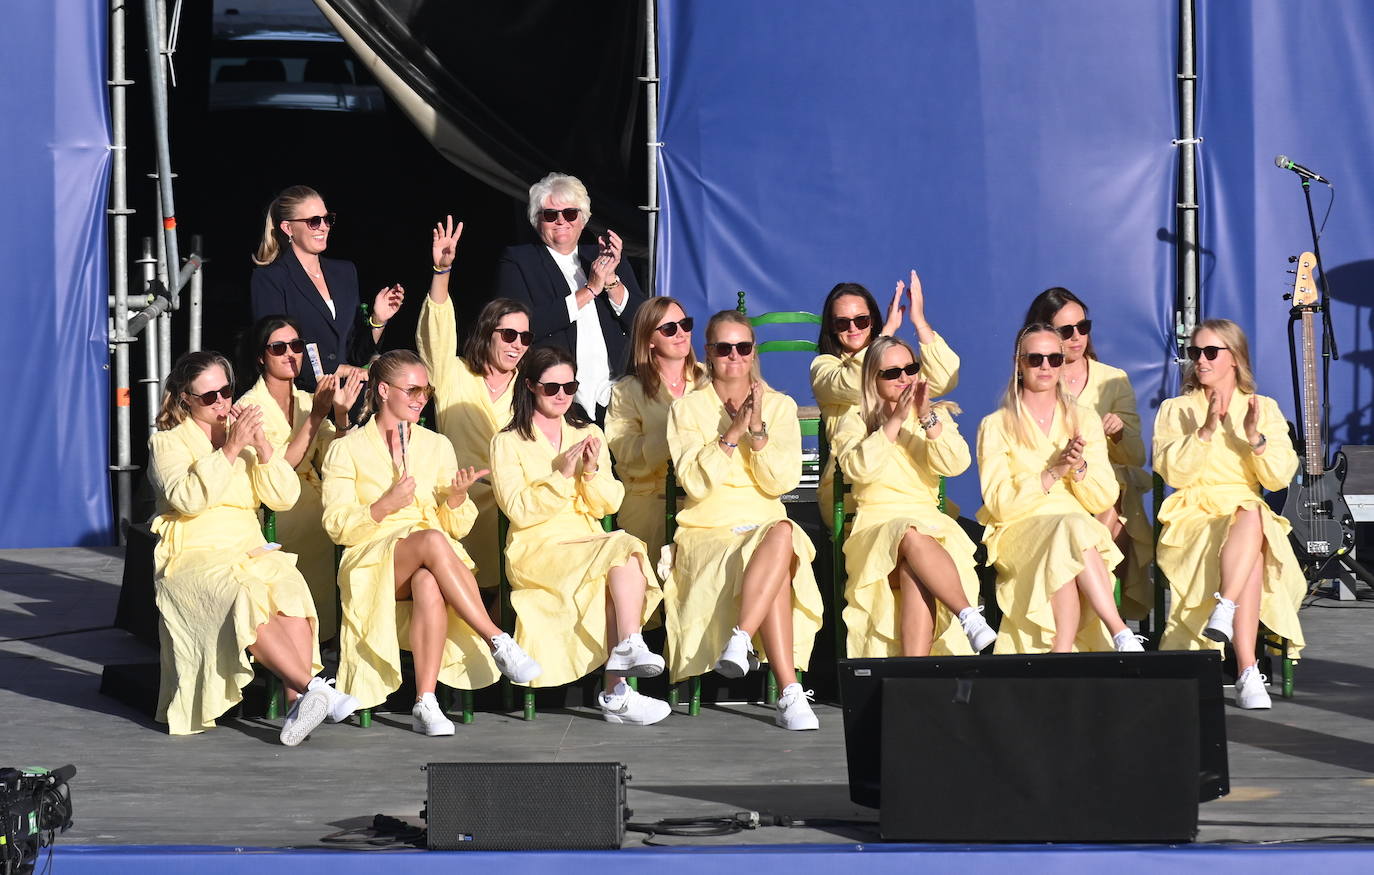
[251,184,321,267]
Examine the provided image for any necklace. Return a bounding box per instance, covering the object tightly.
[484,371,511,397]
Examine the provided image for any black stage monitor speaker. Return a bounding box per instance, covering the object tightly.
[425,762,627,850]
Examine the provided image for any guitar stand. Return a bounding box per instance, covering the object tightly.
[1308,551,1374,600]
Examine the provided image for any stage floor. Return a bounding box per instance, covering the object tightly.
[3,546,1373,850]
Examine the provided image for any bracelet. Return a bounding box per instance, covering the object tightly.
[581,468,599,479]
[918,411,939,431]
[432,264,452,275]
[718,435,739,449]
[1074,462,1088,476]
[748,422,769,440]
[603,275,622,290]
[1249,434,1267,450]
[367,316,386,329]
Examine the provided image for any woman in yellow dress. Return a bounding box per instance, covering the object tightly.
[606,296,707,563]
[810,271,960,529]
[832,336,995,657]
[975,323,1142,654]
[416,215,531,589]
[665,310,825,731]
[1153,319,1305,709]
[491,345,671,725]
[148,351,357,744]
[236,315,364,640]
[1024,287,1154,621]
[321,351,541,737]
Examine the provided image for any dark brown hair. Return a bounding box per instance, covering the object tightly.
[1023,286,1097,361]
[503,345,590,440]
[461,297,532,376]
[817,282,882,358]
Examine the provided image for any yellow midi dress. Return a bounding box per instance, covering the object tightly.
[490,421,662,688]
[832,408,980,658]
[1153,391,1305,658]
[976,405,1122,653]
[605,364,707,563]
[321,420,501,709]
[238,378,339,639]
[148,417,321,735]
[1070,360,1155,620]
[662,388,824,682]
[810,333,960,529]
[416,294,515,589]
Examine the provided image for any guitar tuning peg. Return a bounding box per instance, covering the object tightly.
[1288,255,1298,263]
[1283,293,1293,301]
[1285,269,1296,275]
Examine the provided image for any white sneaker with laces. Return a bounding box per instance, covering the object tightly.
[491,633,542,684]
[308,676,360,724]
[411,692,456,736]
[1236,665,1272,710]
[279,686,330,747]
[1112,629,1146,652]
[958,606,997,652]
[714,627,761,678]
[598,685,671,725]
[604,632,665,678]
[775,683,819,731]
[1202,593,1236,644]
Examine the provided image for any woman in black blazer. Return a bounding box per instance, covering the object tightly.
[250,185,404,390]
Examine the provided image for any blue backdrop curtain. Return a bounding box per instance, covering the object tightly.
[0,0,113,546]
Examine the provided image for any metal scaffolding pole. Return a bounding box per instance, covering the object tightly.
[188,233,204,351]
[139,0,182,324]
[640,0,661,292]
[153,180,173,381]
[138,238,161,435]
[1175,0,1200,350]
[108,0,137,541]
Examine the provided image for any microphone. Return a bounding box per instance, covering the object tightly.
[1275,154,1332,185]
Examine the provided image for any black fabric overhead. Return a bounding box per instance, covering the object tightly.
[316,0,648,250]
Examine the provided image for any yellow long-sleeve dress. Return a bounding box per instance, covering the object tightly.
[237,378,339,639]
[976,405,1122,653]
[605,364,707,562]
[832,407,979,657]
[662,388,824,682]
[490,421,662,688]
[321,420,500,709]
[1070,359,1154,620]
[416,294,515,589]
[148,417,320,736]
[1153,390,1305,657]
[810,333,960,528]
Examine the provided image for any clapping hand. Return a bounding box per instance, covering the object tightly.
[1053,434,1086,479]
[332,366,365,424]
[1242,395,1261,446]
[883,277,908,337]
[580,437,601,476]
[372,284,405,325]
[1200,389,1223,439]
[225,404,262,459]
[310,374,338,422]
[556,437,590,478]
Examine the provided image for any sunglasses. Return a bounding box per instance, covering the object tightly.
[655,317,694,337]
[1055,319,1093,340]
[284,212,337,230]
[187,385,233,406]
[533,380,580,397]
[494,328,535,345]
[1186,345,1229,361]
[538,208,581,223]
[832,314,873,333]
[264,339,306,356]
[1022,352,1065,368]
[710,341,755,357]
[387,382,435,401]
[878,362,922,380]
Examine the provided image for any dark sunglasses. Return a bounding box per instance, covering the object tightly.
[832,314,873,333]
[284,212,337,230]
[710,341,754,357]
[187,385,232,406]
[1186,345,1229,361]
[655,317,694,337]
[1022,352,1065,368]
[533,380,580,397]
[1055,319,1093,340]
[878,362,922,380]
[538,208,581,223]
[387,382,435,401]
[494,328,534,345]
[264,339,306,356]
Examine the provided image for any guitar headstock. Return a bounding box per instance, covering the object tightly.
[1291,251,1318,306]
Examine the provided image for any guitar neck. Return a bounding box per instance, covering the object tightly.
[1299,309,1322,475]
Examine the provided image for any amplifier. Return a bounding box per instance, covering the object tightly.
[424,761,627,850]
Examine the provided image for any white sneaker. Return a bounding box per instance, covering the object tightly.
[774,683,819,731]
[958,606,997,652]
[604,633,665,678]
[1113,629,1146,652]
[411,692,455,736]
[308,676,360,724]
[1236,665,1272,710]
[279,686,330,747]
[491,633,542,684]
[598,685,671,726]
[1202,593,1236,644]
[714,627,761,679]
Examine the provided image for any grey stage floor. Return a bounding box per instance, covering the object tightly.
[2,546,1373,849]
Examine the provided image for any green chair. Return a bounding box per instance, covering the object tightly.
[663,462,704,714]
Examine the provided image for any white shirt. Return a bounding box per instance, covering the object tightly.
[547,246,627,413]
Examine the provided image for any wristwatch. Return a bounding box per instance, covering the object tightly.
[748,422,769,441]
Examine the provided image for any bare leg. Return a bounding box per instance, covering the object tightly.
[757,579,797,688]
[249,615,315,694]
[402,568,446,698]
[900,528,972,612]
[895,563,936,657]
[1096,503,1125,540]
[1218,509,1264,603]
[738,522,796,634]
[1075,548,1128,636]
[1232,556,1264,672]
[603,559,647,692]
[1049,579,1081,652]
[393,530,502,642]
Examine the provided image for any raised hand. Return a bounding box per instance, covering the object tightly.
[432,214,463,270]
[332,367,365,424]
[905,269,929,331]
[448,466,489,507]
[883,278,907,336]
[371,284,405,325]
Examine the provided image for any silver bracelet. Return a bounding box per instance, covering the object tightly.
[918,411,939,431]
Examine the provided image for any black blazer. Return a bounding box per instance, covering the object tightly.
[495,241,646,377]
[250,246,376,390]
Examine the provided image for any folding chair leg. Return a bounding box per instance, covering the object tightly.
[266,674,283,719]
[523,689,536,721]
[765,670,778,705]
[690,676,701,716]
[358,707,372,728]
[458,690,475,724]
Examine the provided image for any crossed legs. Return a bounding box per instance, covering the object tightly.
[889,528,972,657]
[1049,547,1131,652]
[737,521,799,688]
[1218,508,1265,671]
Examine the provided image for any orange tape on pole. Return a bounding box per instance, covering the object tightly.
[162,216,176,229]
[116,388,132,407]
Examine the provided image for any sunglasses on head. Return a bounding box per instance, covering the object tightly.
[1022,352,1065,368]
[264,339,306,356]
[387,382,435,401]
[710,341,754,357]
[188,385,232,406]
[832,314,872,333]
[538,208,581,223]
[494,328,534,345]
[878,362,922,380]
[1055,319,1093,340]
[1186,345,1229,361]
[533,380,580,397]
[655,317,694,337]
[285,212,337,230]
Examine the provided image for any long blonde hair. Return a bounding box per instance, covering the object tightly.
[997,322,1078,445]
[252,184,321,266]
[361,350,425,423]
[156,351,234,431]
[859,335,959,434]
[1182,318,1256,394]
[627,296,705,398]
[703,310,764,385]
